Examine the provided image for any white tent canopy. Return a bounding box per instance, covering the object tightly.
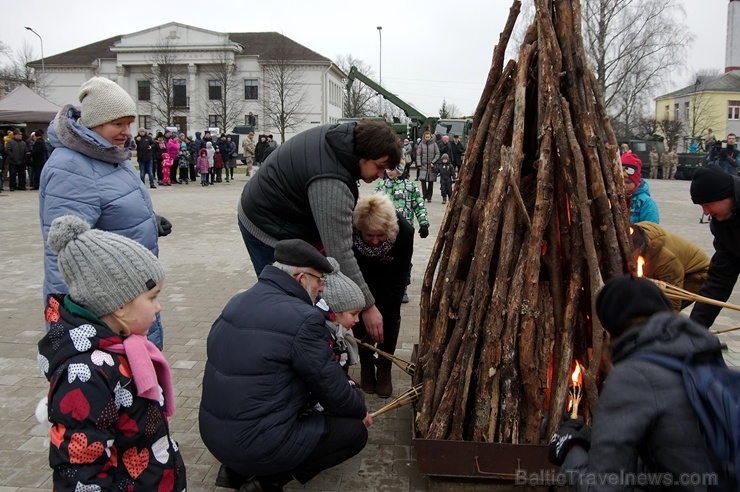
[0,85,61,123]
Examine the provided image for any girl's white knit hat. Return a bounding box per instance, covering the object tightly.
[321,258,365,313]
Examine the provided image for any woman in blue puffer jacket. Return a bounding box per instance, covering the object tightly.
[39,77,171,348]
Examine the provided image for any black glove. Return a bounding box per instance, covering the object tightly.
[156,215,172,237]
[548,418,591,466]
[419,225,429,239]
[720,150,728,159]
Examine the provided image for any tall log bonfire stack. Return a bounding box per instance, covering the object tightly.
[414,0,633,445]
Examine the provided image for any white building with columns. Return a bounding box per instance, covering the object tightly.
[31,22,345,141]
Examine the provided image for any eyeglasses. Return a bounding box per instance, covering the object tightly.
[301,271,327,285]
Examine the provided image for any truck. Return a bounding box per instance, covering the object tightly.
[618,137,705,180]
[345,66,473,146]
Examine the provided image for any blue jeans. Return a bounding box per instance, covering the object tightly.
[239,220,275,276]
[139,159,155,185]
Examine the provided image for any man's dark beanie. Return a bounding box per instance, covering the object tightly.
[690,164,735,204]
[274,239,333,273]
[595,274,673,337]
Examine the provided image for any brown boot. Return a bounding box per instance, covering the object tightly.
[360,361,376,394]
[375,366,393,398]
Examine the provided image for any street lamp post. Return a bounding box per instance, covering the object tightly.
[24,27,45,87]
[377,26,382,118]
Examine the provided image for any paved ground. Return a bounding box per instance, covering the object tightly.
[1,174,740,491]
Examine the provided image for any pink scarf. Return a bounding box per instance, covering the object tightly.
[106,334,175,416]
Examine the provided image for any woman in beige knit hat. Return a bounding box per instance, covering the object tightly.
[39,77,173,349]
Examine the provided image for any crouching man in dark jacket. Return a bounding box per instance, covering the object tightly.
[549,275,729,491]
[199,239,372,492]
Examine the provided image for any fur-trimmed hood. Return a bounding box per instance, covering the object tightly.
[47,105,132,165]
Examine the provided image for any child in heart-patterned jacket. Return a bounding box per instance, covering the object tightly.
[37,215,186,491]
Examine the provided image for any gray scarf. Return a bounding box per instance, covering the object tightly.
[54,105,132,164]
[325,320,359,365]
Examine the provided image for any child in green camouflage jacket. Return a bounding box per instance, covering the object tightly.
[374,163,430,304]
[374,164,430,239]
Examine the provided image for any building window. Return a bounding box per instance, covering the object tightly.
[729,100,740,120]
[674,103,679,120]
[245,114,258,127]
[684,102,690,120]
[173,116,188,137]
[138,80,150,101]
[209,115,222,128]
[665,105,670,119]
[245,79,258,100]
[174,79,187,108]
[138,115,150,130]
[209,80,222,100]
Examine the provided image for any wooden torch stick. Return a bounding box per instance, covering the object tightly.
[647,278,740,312]
[712,326,740,335]
[370,384,423,418]
[354,339,416,376]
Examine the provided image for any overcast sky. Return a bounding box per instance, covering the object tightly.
[1,0,730,116]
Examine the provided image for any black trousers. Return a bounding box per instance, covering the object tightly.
[258,416,367,489]
[420,180,433,201]
[353,313,401,368]
[9,163,25,190]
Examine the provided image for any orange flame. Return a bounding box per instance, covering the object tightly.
[571,361,582,386]
[567,361,583,416]
[637,256,645,277]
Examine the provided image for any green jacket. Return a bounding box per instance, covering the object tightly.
[374,177,430,228]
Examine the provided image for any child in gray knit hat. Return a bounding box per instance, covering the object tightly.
[37,215,186,490]
[316,257,366,378]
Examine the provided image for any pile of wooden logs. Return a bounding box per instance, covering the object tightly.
[414,0,632,445]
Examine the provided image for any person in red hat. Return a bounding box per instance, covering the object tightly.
[622,152,659,224]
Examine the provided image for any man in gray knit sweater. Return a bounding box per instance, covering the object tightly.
[238,120,401,342]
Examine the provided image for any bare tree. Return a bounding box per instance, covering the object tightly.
[685,76,722,150]
[657,117,683,150]
[145,38,181,130]
[0,40,11,59]
[261,35,310,143]
[508,0,691,137]
[610,58,656,138]
[635,116,659,138]
[438,99,462,119]
[336,54,377,118]
[0,41,39,91]
[583,0,693,135]
[201,50,245,133]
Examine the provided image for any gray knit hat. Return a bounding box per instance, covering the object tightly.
[47,215,165,317]
[79,77,137,129]
[321,258,365,313]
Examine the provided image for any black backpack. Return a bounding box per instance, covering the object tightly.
[629,351,740,487]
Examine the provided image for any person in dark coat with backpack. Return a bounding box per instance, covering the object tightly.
[200,239,372,492]
[549,275,733,491]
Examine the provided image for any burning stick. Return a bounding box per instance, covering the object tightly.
[568,362,582,419]
[354,339,416,376]
[370,384,422,418]
[647,278,740,313]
